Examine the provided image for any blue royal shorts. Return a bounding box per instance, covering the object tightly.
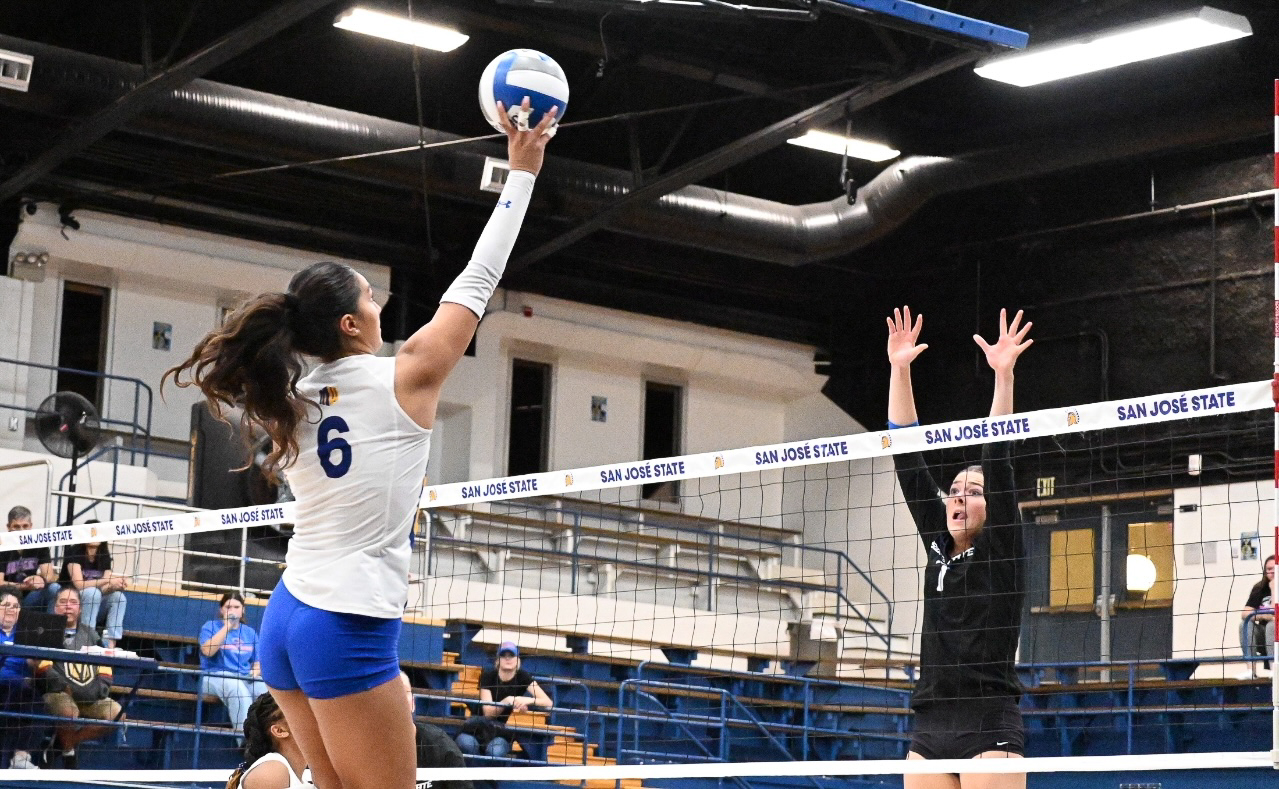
[259,580,402,700]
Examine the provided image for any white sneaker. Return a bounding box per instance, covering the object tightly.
[10,750,38,769]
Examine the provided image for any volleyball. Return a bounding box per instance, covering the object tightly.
[478,49,569,133]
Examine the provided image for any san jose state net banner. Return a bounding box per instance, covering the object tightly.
[0,503,296,552]
[420,380,1269,509]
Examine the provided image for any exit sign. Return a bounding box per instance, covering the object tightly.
[1036,477,1056,497]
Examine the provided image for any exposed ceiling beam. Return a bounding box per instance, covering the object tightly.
[0,0,335,201]
[451,6,778,96]
[510,49,978,271]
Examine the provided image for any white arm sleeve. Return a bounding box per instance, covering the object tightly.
[439,169,536,318]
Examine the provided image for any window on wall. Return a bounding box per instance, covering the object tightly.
[1049,527,1095,610]
[56,282,110,411]
[1127,521,1174,604]
[508,359,551,476]
[642,381,682,501]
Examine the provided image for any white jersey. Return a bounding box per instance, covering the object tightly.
[283,354,431,618]
[242,751,308,788]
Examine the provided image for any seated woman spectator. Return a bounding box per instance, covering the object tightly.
[455,642,551,758]
[36,586,123,768]
[0,586,43,769]
[1241,555,1275,671]
[58,534,128,648]
[225,693,307,789]
[199,593,267,737]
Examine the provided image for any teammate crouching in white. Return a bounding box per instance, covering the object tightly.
[166,98,557,789]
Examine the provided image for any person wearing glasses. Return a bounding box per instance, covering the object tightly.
[58,530,129,649]
[0,586,43,769]
[886,307,1033,789]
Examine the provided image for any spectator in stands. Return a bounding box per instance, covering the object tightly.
[58,529,128,648]
[1241,555,1275,670]
[1,506,60,611]
[399,671,472,789]
[0,585,43,769]
[200,592,267,738]
[37,586,123,768]
[225,692,307,789]
[455,642,551,758]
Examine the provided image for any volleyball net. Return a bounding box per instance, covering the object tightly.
[0,378,1272,774]
[0,751,1272,788]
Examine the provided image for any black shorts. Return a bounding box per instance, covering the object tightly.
[909,696,1024,760]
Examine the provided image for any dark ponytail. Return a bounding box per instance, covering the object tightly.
[226,693,283,789]
[164,262,362,477]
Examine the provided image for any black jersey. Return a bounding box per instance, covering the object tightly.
[894,440,1025,709]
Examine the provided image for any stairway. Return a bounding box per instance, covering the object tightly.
[447,658,642,789]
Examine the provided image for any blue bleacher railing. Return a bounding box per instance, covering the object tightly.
[634,659,912,760]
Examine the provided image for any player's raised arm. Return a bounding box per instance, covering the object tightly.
[886,306,928,428]
[393,98,558,427]
[973,308,1033,419]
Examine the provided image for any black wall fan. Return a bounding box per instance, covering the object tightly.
[34,391,102,525]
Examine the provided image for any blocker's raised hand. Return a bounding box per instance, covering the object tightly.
[974,308,1033,375]
[886,306,929,368]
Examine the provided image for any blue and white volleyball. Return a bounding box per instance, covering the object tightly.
[479,49,569,133]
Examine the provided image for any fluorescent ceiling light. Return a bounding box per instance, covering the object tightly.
[333,7,468,52]
[975,6,1250,87]
[786,130,899,162]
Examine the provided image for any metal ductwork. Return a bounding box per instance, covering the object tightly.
[0,35,1268,266]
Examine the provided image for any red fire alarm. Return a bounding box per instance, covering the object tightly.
[522,305,533,317]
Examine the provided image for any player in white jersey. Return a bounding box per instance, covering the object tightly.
[166,99,557,789]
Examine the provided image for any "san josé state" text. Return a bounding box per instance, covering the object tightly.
[1116,391,1235,421]
[925,417,1031,445]
[461,478,540,499]
[754,440,849,466]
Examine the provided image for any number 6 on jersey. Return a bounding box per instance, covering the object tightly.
[317,415,352,478]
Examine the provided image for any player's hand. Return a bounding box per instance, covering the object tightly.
[886,306,928,368]
[974,308,1033,375]
[499,97,558,176]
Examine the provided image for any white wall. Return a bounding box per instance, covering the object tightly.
[7,205,389,452]
[437,291,860,501]
[0,277,35,451]
[1173,480,1275,674]
[0,445,158,530]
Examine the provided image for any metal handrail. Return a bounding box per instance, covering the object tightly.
[533,675,593,764]
[616,679,732,766]
[1019,654,1274,756]
[0,355,154,465]
[434,500,897,654]
[633,656,911,759]
[54,443,191,523]
[528,495,897,636]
